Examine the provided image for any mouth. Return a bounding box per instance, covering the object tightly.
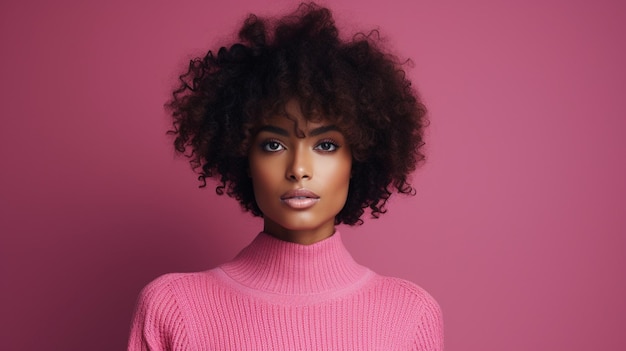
[280,189,320,209]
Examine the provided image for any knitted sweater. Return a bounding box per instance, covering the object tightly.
[128,232,443,350]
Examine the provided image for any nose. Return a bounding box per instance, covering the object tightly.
[286,146,312,181]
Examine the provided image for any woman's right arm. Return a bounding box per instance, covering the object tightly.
[127,275,188,351]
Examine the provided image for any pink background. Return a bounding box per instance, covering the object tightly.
[1,0,625,350]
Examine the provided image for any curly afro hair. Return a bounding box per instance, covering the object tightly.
[167,2,427,225]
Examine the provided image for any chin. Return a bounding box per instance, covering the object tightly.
[270,215,334,232]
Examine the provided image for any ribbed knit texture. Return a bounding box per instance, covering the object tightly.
[128,232,443,350]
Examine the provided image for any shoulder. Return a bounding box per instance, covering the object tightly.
[133,273,189,318]
[370,275,444,350]
[130,272,217,334]
[133,270,222,322]
[137,271,216,305]
[140,272,205,292]
[129,272,215,350]
[371,275,441,311]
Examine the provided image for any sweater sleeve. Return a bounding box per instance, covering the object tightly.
[127,274,189,351]
[412,291,444,351]
[395,279,444,351]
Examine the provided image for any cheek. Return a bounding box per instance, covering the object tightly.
[249,153,274,183]
[250,160,280,183]
[250,167,272,195]
[249,157,281,204]
[321,156,352,191]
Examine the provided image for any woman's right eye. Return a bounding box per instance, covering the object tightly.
[262,140,285,152]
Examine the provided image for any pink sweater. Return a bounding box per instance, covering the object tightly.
[128,232,443,350]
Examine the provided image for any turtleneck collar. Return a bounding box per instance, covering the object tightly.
[218,231,370,296]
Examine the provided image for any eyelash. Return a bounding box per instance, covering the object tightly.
[314,139,341,152]
[261,139,285,152]
[259,138,341,153]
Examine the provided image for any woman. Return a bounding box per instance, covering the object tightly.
[128,3,443,350]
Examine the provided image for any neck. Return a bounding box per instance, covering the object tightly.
[262,219,336,245]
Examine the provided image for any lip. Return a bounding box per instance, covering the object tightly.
[280,189,320,209]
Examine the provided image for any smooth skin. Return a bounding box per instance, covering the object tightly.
[248,99,352,245]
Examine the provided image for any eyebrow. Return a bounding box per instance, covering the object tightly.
[257,124,341,137]
[257,125,289,136]
[309,125,341,136]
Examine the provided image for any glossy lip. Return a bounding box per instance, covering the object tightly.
[280,189,320,210]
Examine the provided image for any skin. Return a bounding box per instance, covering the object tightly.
[248,99,352,245]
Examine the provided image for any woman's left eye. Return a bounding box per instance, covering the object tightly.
[315,141,339,152]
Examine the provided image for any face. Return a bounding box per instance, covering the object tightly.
[248,99,352,245]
